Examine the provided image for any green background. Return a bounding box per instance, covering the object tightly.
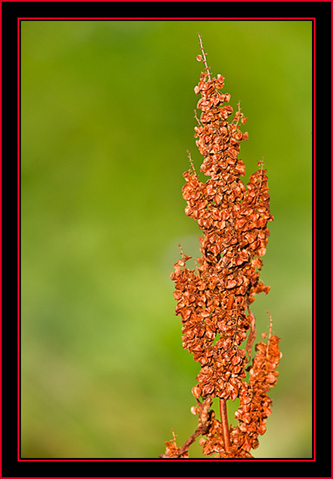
[21,20,312,458]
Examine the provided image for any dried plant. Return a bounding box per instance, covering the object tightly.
[160,35,282,459]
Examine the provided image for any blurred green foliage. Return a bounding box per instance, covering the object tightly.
[21,20,312,458]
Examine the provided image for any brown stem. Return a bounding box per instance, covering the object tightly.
[159,422,210,459]
[197,33,211,81]
[219,398,231,453]
[159,397,212,459]
[246,307,257,363]
[177,425,205,457]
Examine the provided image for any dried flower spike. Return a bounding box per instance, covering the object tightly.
[161,34,282,459]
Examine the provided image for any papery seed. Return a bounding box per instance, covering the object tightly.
[202,384,214,395]
[192,385,201,399]
[226,279,237,289]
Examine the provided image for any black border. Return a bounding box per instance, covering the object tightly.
[2,1,331,477]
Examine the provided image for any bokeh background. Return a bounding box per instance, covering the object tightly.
[21,20,312,458]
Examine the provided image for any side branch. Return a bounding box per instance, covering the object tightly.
[246,307,257,363]
[160,397,212,458]
[159,422,210,459]
[197,33,211,80]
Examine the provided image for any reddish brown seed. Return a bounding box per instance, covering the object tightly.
[192,385,201,399]
[226,279,237,289]
[190,406,198,415]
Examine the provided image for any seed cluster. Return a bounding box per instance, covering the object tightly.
[171,68,274,404]
[163,430,189,459]
[162,37,281,459]
[230,327,282,453]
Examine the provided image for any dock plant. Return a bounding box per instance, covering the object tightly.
[160,35,282,459]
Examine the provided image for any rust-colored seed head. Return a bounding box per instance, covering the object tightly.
[161,34,281,459]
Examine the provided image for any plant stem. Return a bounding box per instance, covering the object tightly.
[159,422,210,458]
[219,398,231,453]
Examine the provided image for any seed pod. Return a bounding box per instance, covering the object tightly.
[192,385,201,399]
